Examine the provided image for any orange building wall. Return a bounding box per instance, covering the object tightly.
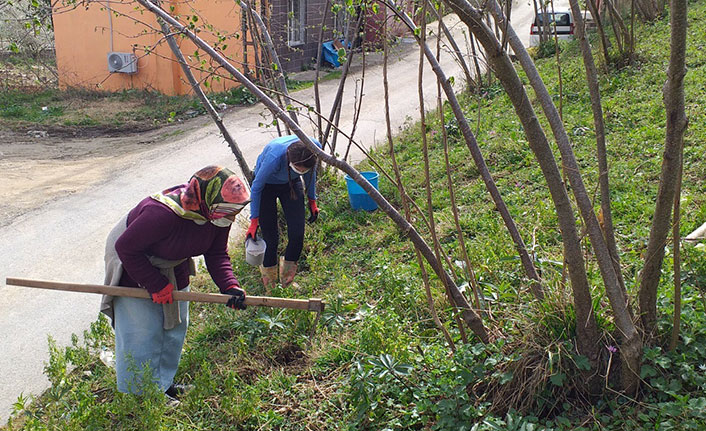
[52,0,251,95]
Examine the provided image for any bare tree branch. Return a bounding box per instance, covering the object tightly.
[639,0,688,335]
[383,0,544,301]
[237,0,299,127]
[154,3,253,183]
[135,0,490,342]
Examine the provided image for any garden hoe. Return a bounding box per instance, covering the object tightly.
[6,277,325,317]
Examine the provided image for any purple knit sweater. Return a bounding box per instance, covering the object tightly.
[115,197,239,294]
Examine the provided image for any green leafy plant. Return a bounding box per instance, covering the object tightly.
[256,309,287,331]
[321,294,357,331]
[7,3,706,429]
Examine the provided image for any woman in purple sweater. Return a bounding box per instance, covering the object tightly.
[103,165,249,401]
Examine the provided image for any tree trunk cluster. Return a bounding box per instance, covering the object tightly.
[132,0,688,396]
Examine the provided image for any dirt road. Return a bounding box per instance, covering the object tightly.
[0,8,538,422]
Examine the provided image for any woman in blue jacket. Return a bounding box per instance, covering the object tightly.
[246,135,321,291]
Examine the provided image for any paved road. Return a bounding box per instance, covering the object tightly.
[0,6,543,422]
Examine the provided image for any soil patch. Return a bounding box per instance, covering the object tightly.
[0,116,201,227]
[271,342,308,367]
[0,38,418,227]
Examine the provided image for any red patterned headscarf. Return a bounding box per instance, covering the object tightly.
[152,166,250,224]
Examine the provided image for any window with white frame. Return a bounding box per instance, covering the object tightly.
[288,0,306,46]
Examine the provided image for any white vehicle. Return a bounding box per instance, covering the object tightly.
[579,10,596,30]
[529,10,574,47]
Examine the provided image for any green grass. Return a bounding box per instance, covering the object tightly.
[0,86,257,132]
[0,67,344,133]
[5,3,706,430]
[0,88,203,131]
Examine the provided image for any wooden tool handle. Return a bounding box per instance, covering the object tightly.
[5,277,324,312]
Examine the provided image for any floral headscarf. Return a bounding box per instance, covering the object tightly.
[151,166,250,224]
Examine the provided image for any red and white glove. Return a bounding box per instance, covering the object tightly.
[307,199,319,223]
[152,283,174,304]
[224,284,246,310]
[246,217,259,240]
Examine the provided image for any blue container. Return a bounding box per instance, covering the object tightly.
[345,171,379,211]
[321,41,341,68]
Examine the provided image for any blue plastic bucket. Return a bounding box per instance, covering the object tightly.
[344,171,379,211]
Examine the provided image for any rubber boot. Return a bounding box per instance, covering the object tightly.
[279,256,297,288]
[259,265,278,294]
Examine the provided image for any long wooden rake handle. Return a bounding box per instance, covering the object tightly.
[5,277,325,312]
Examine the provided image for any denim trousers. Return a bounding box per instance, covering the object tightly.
[113,287,189,394]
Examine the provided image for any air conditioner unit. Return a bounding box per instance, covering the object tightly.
[107,52,138,74]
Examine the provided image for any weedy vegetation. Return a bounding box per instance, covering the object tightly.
[0,62,336,135]
[4,2,706,429]
[0,86,255,133]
